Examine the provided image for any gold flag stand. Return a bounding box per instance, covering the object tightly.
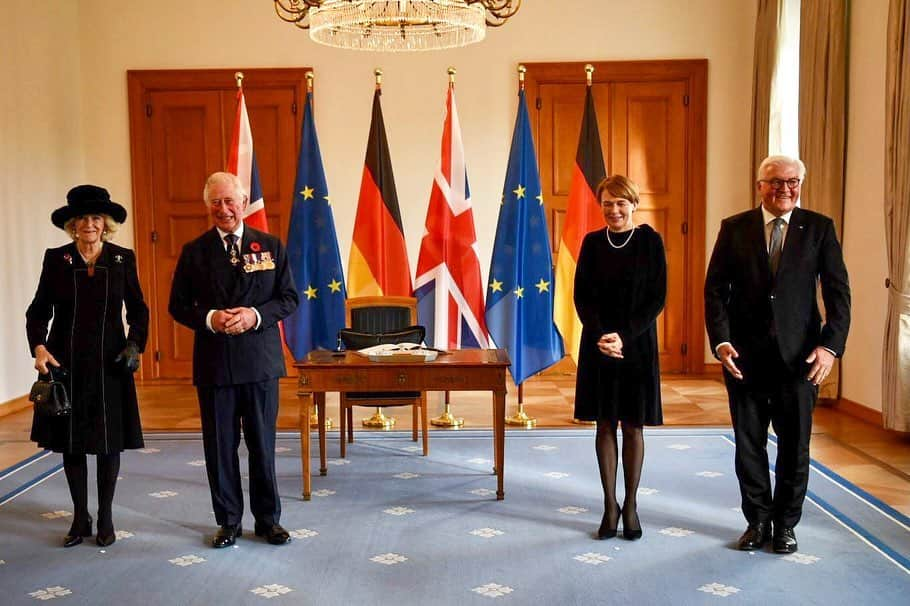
[431,391,464,427]
[506,383,536,428]
[362,406,396,429]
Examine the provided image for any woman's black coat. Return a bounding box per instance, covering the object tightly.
[26,242,149,454]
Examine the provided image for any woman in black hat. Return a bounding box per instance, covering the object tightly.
[26,185,149,547]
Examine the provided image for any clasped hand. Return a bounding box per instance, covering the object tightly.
[597,333,624,358]
[213,307,256,336]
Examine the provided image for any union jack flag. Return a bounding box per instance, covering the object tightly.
[415,83,489,349]
[227,87,268,232]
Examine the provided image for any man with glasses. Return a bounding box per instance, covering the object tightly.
[704,155,851,553]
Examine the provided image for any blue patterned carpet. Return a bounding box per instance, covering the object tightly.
[0,429,908,605]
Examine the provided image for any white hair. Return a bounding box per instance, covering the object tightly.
[757,155,806,180]
[203,171,248,204]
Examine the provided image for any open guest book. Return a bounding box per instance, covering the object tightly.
[353,342,440,362]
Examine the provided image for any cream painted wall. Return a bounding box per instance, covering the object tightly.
[8,2,890,412]
[1,2,85,403]
[842,0,889,412]
[74,0,755,369]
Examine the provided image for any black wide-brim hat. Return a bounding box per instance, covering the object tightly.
[51,184,128,229]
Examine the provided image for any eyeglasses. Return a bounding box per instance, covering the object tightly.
[760,178,801,190]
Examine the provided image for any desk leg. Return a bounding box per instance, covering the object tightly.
[493,388,506,500]
[317,392,327,476]
[300,393,312,501]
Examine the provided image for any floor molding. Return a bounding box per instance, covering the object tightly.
[833,397,883,426]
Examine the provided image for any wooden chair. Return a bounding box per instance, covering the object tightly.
[338,296,429,457]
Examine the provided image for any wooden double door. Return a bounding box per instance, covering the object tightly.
[127,68,309,379]
[524,61,708,374]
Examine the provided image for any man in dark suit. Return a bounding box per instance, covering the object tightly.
[169,172,299,548]
[705,155,850,554]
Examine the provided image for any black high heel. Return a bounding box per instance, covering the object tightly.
[622,506,642,540]
[63,515,93,548]
[597,502,622,539]
[96,519,115,547]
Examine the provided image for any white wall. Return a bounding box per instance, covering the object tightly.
[0,1,85,403]
[842,0,890,412]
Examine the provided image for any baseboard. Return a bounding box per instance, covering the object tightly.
[831,397,883,426]
[0,394,31,419]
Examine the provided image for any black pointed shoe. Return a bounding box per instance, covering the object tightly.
[622,507,643,541]
[254,522,291,545]
[63,516,93,548]
[96,523,116,547]
[597,503,621,540]
[737,521,770,551]
[212,524,242,548]
[772,526,798,554]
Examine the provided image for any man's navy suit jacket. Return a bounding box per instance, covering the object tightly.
[169,226,299,387]
[704,206,851,379]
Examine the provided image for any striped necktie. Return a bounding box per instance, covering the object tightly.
[768,218,784,275]
[224,233,240,266]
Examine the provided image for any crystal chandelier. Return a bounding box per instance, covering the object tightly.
[273,1,522,52]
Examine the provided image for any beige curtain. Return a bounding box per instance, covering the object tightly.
[750,0,782,194]
[798,0,848,400]
[883,0,910,431]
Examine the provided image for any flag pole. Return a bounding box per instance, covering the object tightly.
[430,66,466,429]
[504,64,538,429]
[300,69,335,432]
[571,63,598,426]
[360,66,398,431]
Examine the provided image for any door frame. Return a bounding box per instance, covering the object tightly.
[126,68,310,379]
[522,59,708,375]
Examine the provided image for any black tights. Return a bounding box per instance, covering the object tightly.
[595,420,644,531]
[62,453,120,533]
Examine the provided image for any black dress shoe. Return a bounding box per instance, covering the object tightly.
[773,526,798,554]
[254,522,291,545]
[737,522,770,551]
[212,524,242,548]
[596,502,621,540]
[63,516,93,548]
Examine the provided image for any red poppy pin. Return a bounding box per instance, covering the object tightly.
[63,253,72,265]
[250,242,261,252]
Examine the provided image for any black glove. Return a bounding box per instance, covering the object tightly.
[114,341,140,373]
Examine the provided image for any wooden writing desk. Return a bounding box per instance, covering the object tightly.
[295,349,510,501]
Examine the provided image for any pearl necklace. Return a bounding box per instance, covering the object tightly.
[606,226,636,249]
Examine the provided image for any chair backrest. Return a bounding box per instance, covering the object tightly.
[346,296,417,333]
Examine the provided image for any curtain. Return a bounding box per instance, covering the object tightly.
[798,0,848,401]
[750,0,782,193]
[883,0,910,431]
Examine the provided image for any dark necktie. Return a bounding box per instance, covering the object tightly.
[768,217,785,275]
[224,233,240,266]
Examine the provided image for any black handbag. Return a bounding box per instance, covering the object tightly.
[29,366,71,417]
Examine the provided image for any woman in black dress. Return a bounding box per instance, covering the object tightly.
[574,175,666,540]
[26,185,148,547]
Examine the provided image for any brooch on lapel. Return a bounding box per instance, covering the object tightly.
[114,254,123,263]
[63,253,72,265]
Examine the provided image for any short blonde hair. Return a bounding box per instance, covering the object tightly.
[757,155,806,180]
[203,171,247,204]
[64,214,119,241]
[595,174,640,206]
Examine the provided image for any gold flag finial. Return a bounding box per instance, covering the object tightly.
[305,71,314,93]
[234,71,244,89]
[518,64,526,91]
[448,66,456,86]
[374,68,383,90]
[585,64,594,86]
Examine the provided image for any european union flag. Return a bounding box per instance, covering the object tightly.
[485,89,565,384]
[283,91,346,359]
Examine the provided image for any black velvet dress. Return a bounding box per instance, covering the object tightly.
[573,224,666,425]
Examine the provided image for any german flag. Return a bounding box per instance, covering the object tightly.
[553,85,606,363]
[348,88,412,297]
